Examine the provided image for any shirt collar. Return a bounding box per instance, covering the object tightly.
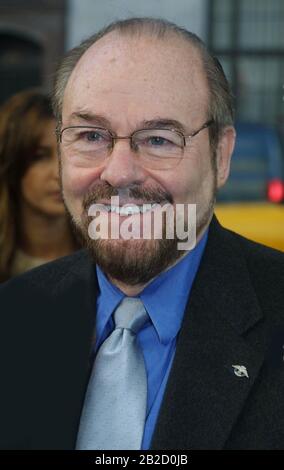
[140,229,208,343]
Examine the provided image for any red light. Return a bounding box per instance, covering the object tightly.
[267,179,284,203]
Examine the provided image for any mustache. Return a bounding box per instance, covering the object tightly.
[82,182,173,211]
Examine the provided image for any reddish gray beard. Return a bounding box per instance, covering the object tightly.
[63,178,217,285]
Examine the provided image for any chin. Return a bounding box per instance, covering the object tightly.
[43,204,67,217]
[83,236,184,286]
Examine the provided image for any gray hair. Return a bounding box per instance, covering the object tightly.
[52,17,234,151]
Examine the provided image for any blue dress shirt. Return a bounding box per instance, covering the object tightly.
[93,229,208,450]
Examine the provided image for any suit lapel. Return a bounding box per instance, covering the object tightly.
[150,217,264,450]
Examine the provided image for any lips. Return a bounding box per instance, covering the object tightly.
[97,199,160,206]
[87,201,169,216]
[49,191,63,199]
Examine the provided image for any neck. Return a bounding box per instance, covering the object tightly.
[108,251,189,296]
[108,279,150,297]
[108,218,211,296]
[18,203,76,260]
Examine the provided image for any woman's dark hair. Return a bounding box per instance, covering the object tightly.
[0,89,54,281]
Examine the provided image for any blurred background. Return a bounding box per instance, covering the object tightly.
[0,0,283,251]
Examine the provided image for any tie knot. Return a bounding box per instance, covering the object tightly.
[113,297,149,334]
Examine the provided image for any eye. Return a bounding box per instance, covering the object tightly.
[33,147,51,161]
[135,129,181,149]
[82,130,106,142]
[148,136,170,146]
[146,135,179,148]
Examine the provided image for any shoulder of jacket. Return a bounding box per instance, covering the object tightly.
[0,248,92,295]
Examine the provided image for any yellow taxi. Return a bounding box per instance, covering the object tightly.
[215,122,284,252]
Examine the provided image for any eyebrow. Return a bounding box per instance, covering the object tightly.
[68,111,188,134]
[142,119,188,133]
[69,112,111,128]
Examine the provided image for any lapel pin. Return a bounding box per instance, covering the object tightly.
[232,365,249,378]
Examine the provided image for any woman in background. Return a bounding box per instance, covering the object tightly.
[0,89,79,282]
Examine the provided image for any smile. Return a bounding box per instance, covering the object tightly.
[104,203,160,215]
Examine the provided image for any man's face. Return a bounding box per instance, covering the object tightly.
[60,32,234,286]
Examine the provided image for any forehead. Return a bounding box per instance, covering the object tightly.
[63,32,209,126]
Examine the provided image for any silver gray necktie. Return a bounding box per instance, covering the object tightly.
[75,297,149,450]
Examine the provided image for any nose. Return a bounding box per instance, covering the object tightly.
[100,139,147,188]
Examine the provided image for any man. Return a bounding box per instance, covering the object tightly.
[0,17,284,450]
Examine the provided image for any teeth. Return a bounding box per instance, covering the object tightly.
[103,203,158,215]
[115,206,140,215]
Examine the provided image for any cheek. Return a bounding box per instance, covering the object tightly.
[157,163,201,203]
[61,160,103,200]
[21,168,44,201]
[169,155,213,203]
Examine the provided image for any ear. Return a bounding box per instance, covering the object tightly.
[216,126,236,189]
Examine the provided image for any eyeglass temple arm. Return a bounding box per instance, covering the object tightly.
[189,119,214,138]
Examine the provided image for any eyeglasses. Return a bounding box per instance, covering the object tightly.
[57,119,214,170]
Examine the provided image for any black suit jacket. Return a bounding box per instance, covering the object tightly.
[0,215,284,450]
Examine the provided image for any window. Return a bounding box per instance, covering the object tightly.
[0,33,43,104]
[207,0,284,128]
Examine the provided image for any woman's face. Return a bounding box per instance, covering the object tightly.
[20,119,66,217]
